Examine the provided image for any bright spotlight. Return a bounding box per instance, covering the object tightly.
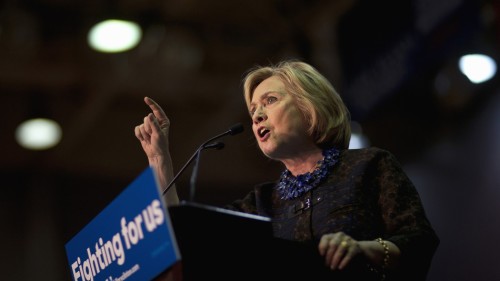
[459,54,497,84]
[16,118,62,150]
[88,19,142,53]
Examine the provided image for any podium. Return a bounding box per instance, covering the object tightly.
[64,167,374,281]
[162,201,357,281]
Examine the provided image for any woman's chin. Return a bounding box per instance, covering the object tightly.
[259,144,283,160]
[258,144,274,158]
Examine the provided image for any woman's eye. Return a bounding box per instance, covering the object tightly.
[266,96,277,104]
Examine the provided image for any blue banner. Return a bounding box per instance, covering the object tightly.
[65,167,181,281]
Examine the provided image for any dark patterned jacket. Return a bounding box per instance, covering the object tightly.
[226,147,439,280]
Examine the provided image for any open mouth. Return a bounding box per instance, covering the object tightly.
[257,127,270,138]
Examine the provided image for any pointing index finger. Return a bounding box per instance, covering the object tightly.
[144,96,167,120]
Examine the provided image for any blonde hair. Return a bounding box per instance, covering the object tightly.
[243,60,351,149]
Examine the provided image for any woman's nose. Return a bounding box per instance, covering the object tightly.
[252,108,266,124]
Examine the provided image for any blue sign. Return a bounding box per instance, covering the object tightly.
[65,167,181,281]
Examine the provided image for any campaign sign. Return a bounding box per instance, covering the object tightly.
[65,167,181,281]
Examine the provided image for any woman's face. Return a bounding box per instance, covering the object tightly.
[249,76,315,160]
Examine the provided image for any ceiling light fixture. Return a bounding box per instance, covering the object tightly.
[88,19,142,53]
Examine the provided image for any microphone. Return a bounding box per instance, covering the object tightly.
[162,123,244,196]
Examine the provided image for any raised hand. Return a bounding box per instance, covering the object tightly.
[134,97,179,205]
[134,96,170,160]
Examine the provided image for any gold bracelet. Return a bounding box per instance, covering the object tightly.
[366,238,390,281]
[376,238,390,270]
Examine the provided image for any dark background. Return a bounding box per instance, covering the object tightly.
[1,0,499,280]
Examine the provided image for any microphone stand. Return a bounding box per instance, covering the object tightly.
[189,142,224,201]
[189,150,203,201]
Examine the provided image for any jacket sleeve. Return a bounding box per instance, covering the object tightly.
[373,149,440,280]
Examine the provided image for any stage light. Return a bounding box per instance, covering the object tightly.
[459,54,497,84]
[88,19,142,53]
[15,118,62,150]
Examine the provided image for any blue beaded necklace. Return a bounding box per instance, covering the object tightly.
[277,147,340,200]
